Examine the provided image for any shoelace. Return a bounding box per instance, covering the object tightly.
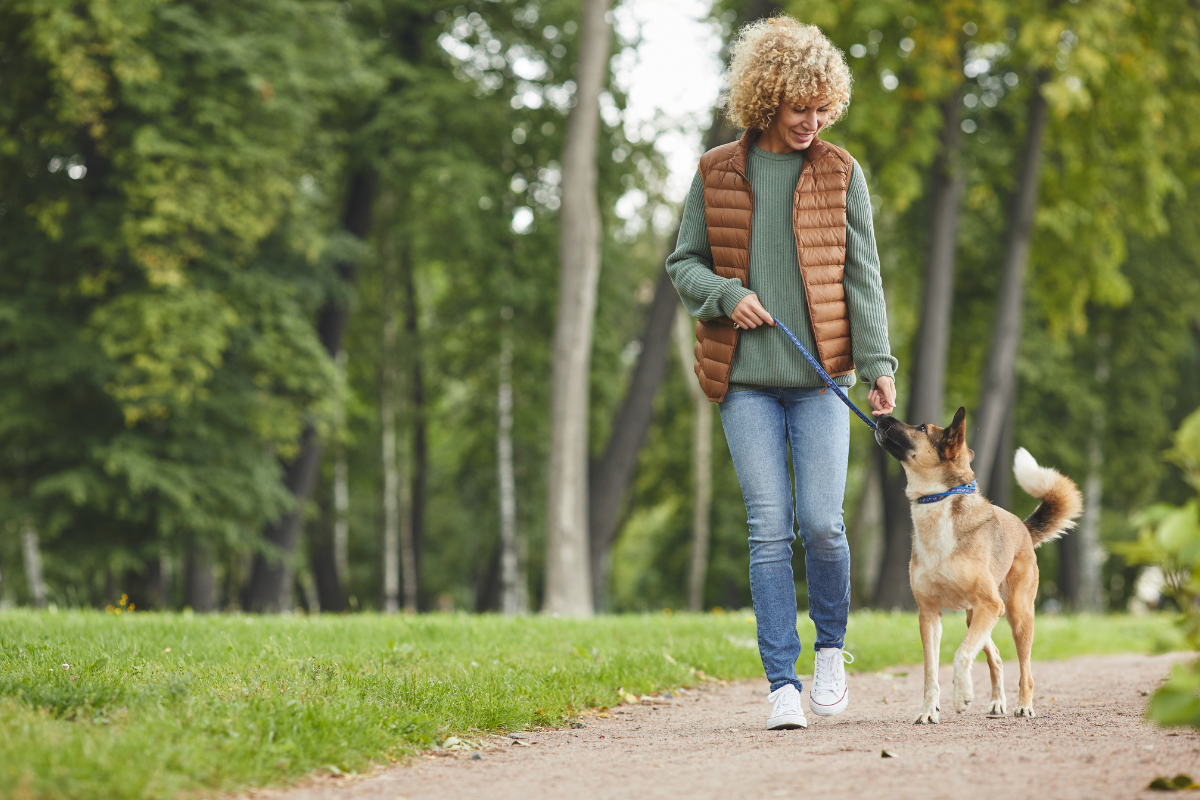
[813,650,855,689]
[772,687,802,716]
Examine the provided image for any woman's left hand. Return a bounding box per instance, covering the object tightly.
[868,376,896,416]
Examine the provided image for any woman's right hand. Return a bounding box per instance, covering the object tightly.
[731,293,775,329]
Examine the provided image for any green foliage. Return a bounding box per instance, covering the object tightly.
[0,609,1176,799]
[1113,408,1200,729]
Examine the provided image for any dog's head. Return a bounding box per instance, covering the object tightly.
[874,406,975,488]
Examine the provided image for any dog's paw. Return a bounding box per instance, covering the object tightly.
[988,699,1006,715]
[914,709,940,725]
[1013,705,1036,718]
[954,694,972,713]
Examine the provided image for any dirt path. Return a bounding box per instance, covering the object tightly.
[269,653,1200,800]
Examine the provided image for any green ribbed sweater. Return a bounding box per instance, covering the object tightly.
[666,144,897,392]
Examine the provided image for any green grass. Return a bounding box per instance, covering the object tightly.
[0,610,1179,800]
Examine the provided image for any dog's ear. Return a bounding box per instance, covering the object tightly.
[944,407,967,455]
[967,448,975,462]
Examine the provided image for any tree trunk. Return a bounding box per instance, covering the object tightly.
[972,76,1049,492]
[544,0,612,616]
[243,169,376,613]
[333,348,351,588]
[907,89,966,429]
[380,233,401,614]
[1074,351,1109,611]
[588,266,680,606]
[21,521,47,609]
[309,501,347,613]
[310,349,349,612]
[673,307,714,611]
[402,247,422,613]
[873,89,967,610]
[989,397,1016,508]
[184,538,217,612]
[1077,421,1104,611]
[848,445,884,609]
[872,450,914,609]
[498,334,528,614]
[154,550,172,610]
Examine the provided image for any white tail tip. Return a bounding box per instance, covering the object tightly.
[1013,447,1059,498]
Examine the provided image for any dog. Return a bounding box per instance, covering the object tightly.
[875,407,1082,723]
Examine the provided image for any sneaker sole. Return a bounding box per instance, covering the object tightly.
[766,713,808,730]
[808,692,849,717]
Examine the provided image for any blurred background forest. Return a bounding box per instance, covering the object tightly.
[1,0,1198,617]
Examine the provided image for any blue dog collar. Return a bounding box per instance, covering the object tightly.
[917,480,977,505]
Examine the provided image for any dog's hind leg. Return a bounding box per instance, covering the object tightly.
[982,636,1006,714]
[953,598,1002,713]
[915,605,942,724]
[966,608,1007,714]
[1008,553,1039,717]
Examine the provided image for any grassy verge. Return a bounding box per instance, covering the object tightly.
[0,610,1179,799]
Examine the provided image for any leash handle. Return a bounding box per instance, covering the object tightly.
[771,318,878,430]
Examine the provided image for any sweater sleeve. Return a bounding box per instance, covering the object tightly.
[665,169,755,321]
[844,160,898,386]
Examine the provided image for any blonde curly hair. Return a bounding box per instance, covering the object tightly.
[724,16,852,131]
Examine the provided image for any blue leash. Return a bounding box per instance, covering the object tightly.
[771,318,878,430]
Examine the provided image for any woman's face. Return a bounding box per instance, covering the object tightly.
[765,97,831,151]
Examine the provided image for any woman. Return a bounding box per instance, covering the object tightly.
[667,17,897,731]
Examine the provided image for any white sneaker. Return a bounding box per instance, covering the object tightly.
[765,684,808,730]
[809,648,854,717]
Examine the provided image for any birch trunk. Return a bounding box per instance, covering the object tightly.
[381,247,401,614]
[1078,419,1105,611]
[874,90,967,610]
[544,0,611,616]
[21,521,47,609]
[333,349,351,587]
[972,75,1049,491]
[498,334,528,614]
[1073,351,1108,611]
[401,249,420,613]
[673,307,713,611]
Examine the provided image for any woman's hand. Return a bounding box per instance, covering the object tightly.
[730,294,775,329]
[868,376,896,416]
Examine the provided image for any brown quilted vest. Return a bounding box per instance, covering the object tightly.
[692,130,855,402]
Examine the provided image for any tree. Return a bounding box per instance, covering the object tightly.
[544,0,613,616]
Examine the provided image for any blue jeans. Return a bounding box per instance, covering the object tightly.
[719,386,851,694]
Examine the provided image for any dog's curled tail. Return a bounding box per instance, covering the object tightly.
[1013,447,1083,547]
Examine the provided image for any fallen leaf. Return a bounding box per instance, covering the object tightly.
[1148,775,1199,791]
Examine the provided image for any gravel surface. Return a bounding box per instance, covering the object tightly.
[264,652,1200,800]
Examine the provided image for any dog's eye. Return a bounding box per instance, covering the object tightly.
[918,424,927,433]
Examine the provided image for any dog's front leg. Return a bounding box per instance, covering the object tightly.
[915,606,942,724]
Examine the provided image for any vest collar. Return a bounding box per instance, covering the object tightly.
[731,128,832,179]
[916,480,978,505]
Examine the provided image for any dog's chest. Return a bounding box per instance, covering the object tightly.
[911,502,957,564]
[909,502,966,599]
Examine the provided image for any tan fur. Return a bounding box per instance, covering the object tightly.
[874,408,1083,723]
